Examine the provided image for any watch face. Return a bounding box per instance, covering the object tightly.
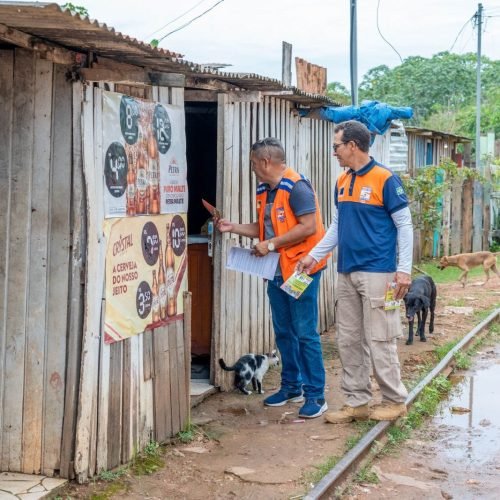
[268,242,275,251]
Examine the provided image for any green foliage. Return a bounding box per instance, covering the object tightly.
[326,81,351,105]
[454,350,472,370]
[384,375,451,454]
[62,2,89,16]
[150,39,159,48]
[143,440,161,456]
[97,467,128,482]
[355,466,380,484]
[358,52,500,136]
[401,159,481,249]
[435,340,459,361]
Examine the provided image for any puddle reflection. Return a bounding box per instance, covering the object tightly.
[433,347,500,465]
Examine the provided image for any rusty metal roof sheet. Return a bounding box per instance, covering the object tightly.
[0,1,337,106]
[405,126,472,142]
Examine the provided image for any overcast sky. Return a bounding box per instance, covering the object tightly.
[41,0,500,87]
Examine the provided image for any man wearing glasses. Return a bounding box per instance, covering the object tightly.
[217,138,330,418]
[298,120,412,422]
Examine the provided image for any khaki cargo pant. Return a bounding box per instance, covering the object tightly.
[336,271,408,407]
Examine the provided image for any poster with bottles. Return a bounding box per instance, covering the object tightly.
[102,91,188,217]
[103,214,187,344]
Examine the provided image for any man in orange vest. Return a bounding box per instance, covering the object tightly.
[217,137,329,418]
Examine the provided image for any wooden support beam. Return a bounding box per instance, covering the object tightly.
[185,76,234,91]
[184,89,219,102]
[78,68,185,87]
[261,90,294,96]
[0,23,76,65]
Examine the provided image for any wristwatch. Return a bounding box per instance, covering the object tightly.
[267,240,276,252]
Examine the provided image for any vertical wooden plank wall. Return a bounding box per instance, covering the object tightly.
[75,83,190,481]
[0,49,14,473]
[1,47,35,473]
[214,96,336,389]
[0,49,76,476]
[60,81,86,479]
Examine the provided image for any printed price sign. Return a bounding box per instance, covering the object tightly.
[103,91,188,217]
[104,142,127,198]
[136,281,152,319]
[104,214,188,344]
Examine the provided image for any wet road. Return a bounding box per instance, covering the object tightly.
[349,344,500,499]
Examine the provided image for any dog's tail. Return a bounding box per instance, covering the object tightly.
[218,358,236,371]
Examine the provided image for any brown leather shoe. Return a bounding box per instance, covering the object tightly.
[324,404,369,424]
[369,402,407,421]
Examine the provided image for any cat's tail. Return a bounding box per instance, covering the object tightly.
[218,358,235,371]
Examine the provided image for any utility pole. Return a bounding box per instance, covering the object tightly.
[472,3,484,251]
[475,3,483,172]
[350,0,358,106]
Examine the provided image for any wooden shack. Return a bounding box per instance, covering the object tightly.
[0,2,339,481]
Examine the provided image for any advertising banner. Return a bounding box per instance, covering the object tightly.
[102,91,188,217]
[104,214,187,344]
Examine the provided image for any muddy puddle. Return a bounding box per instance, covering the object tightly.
[427,345,500,498]
[350,343,500,499]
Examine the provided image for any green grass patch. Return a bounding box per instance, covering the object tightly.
[415,260,485,284]
[303,455,341,486]
[355,465,380,485]
[434,340,459,361]
[89,481,128,499]
[474,305,500,322]
[97,467,128,482]
[453,350,472,370]
[383,374,452,454]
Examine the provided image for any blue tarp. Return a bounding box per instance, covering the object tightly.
[300,100,413,142]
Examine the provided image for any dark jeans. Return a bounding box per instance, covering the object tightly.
[266,271,325,399]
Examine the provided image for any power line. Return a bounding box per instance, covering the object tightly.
[145,0,210,39]
[157,0,225,43]
[376,0,403,64]
[449,15,474,52]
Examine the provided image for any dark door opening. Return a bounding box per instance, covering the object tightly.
[185,101,217,382]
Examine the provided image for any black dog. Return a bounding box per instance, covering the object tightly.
[403,275,436,345]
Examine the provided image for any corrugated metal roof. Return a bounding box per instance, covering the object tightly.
[0,1,337,105]
[405,126,471,143]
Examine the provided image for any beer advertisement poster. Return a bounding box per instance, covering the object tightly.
[104,214,187,344]
[102,91,188,218]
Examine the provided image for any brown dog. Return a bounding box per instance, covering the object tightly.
[438,251,500,286]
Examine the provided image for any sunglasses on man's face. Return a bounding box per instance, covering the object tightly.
[332,142,348,152]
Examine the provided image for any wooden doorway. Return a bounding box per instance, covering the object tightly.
[185,101,217,384]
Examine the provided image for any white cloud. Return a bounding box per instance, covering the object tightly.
[12,0,500,86]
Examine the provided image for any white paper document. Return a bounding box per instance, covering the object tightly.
[226,247,280,280]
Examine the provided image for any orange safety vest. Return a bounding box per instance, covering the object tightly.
[256,168,328,281]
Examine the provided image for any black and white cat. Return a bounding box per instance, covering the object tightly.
[219,350,280,395]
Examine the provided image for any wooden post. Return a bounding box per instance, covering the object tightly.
[183,292,192,420]
[450,179,463,255]
[282,42,292,87]
[462,179,474,252]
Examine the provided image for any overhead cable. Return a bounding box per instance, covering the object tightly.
[449,14,475,52]
[376,0,403,64]
[157,0,225,43]
[145,0,210,39]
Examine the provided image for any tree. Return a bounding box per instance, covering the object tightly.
[62,3,89,16]
[325,81,351,105]
[358,52,500,133]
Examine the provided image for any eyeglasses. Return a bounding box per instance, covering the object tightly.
[332,141,349,153]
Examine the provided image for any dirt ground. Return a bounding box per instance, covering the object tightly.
[59,275,500,500]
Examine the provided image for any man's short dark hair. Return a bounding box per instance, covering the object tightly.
[251,137,286,163]
[334,121,371,153]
